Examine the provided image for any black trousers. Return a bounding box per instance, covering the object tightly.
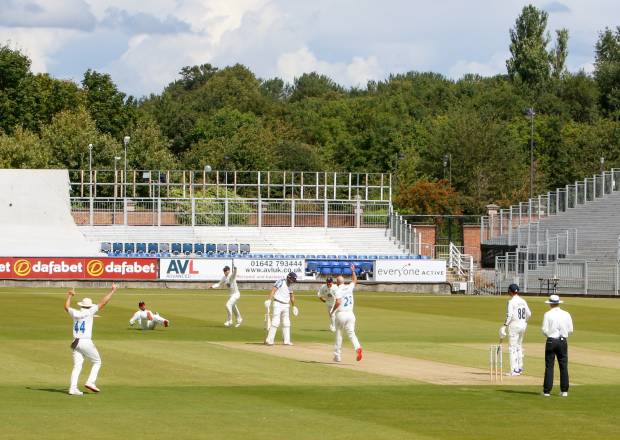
[543,337,569,393]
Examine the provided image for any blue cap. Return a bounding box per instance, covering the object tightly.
[508,284,519,293]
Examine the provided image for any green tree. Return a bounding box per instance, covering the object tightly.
[0,45,32,133]
[82,69,136,138]
[289,72,344,102]
[506,5,551,87]
[0,127,51,168]
[550,29,569,79]
[594,26,620,117]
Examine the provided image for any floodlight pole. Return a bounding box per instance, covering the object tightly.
[527,108,535,200]
[123,136,130,197]
[88,143,93,198]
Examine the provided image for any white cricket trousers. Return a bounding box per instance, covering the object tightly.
[225,293,242,323]
[70,339,101,389]
[334,311,361,357]
[265,301,291,344]
[326,303,336,330]
[141,313,167,330]
[508,323,527,372]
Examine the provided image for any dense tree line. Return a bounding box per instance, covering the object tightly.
[1,5,620,214]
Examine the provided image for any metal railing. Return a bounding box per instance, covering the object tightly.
[385,211,420,255]
[71,197,390,228]
[70,169,392,201]
[481,168,620,245]
[448,243,474,283]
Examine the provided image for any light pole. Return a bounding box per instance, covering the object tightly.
[526,108,535,200]
[113,156,121,223]
[443,153,452,186]
[123,136,130,197]
[88,143,93,198]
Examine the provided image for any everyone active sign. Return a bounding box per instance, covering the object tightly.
[0,257,158,280]
[373,259,447,282]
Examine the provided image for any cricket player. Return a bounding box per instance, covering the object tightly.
[317,277,337,332]
[330,265,363,362]
[64,283,117,395]
[209,265,242,327]
[500,283,531,376]
[264,272,298,345]
[129,301,169,329]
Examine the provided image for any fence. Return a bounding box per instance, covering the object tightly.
[71,198,390,228]
[481,168,620,244]
[70,170,392,201]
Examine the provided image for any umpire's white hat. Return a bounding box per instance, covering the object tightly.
[545,294,563,304]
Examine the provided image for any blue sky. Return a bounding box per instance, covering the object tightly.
[1,0,618,97]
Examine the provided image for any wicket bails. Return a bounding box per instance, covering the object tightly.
[489,345,503,383]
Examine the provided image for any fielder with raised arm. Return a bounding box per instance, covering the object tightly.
[330,265,363,362]
[317,277,337,332]
[64,283,117,395]
[499,283,531,376]
[264,272,298,345]
[129,301,169,330]
[209,265,242,327]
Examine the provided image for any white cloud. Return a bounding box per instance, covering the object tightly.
[0,0,95,30]
[449,52,510,80]
[0,28,78,72]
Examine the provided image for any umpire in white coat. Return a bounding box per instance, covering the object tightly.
[541,294,574,397]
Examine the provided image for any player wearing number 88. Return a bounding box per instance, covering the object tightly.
[500,284,531,376]
[330,265,362,362]
[64,284,117,395]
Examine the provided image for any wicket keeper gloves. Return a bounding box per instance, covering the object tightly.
[292,306,299,317]
[499,325,507,338]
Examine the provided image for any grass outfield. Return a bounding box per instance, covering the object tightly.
[0,286,619,440]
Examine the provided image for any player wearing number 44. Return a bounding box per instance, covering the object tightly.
[499,284,531,376]
[64,283,118,396]
[330,265,363,362]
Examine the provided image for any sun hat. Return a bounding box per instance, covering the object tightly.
[78,298,95,308]
[545,294,563,304]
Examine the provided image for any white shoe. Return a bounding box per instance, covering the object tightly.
[224,321,232,327]
[510,370,521,376]
[235,319,243,328]
[264,341,273,346]
[85,383,100,393]
[560,392,568,397]
[283,342,294,346]
[68,388,83,396]
[543,393,550,397]
[333,355,341,362]
[329,324,336,332]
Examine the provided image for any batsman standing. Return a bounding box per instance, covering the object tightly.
[264,272,298,345]
[317,277,337,332]
[500,283,531,376]
[331,265,363,362]
[64,283,117,395]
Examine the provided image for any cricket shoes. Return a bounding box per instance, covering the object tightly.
[560,392,568,397]
[333,355,341,362]
[68,388,83,396]
[543,393,551,397]
[84,383,100,393]
[356,348,363,362]
[283,342,294,346]
[235,319,243,328]
[224,321,233,327]
[264,341,273,346]
[329,324,336,332]
[510,370,521,376]
[163,319,169,328]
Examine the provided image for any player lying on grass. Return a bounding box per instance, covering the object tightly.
[64,283,117,395]
[330,265,363,362]
[129,301,169,330]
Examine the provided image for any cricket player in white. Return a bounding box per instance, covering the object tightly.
[64,283,117,395]
[209,265,242,327]
[264,272,298,345]
[317,277,337,332]
[500,283,531,375]
[129,301,169,329]
[331,265,363,362]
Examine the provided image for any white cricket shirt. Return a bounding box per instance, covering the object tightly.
[335,282,356,313]
[272,278,292,303]
[317,284,337,307]
[213,267,240,296]
[542,307,574,338]
[504,295,531,327]
[68,305,99,339]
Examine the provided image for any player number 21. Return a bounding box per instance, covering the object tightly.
[74,321,86,333]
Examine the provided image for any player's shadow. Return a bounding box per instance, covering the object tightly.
[26,387,67,394]
[497,390,541,395]
[300,360,350,366]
